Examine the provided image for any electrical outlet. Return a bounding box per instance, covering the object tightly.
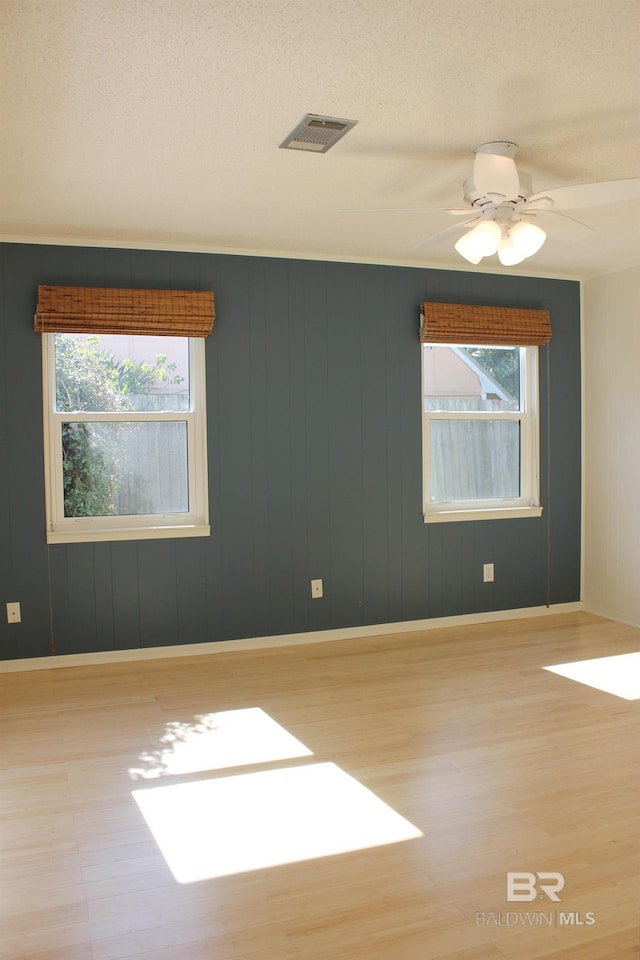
[483,563,495,583]
[311,579,323,599]
[6,602,21,623]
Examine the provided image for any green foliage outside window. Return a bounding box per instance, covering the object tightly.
[55,335,183,517]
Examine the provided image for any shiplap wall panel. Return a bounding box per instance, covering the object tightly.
[300,261,334,636]
[0,243,582,660]
[93,543,117,652]
[0,250,39,661]
[109,541,143,651]
[439,522,464,618]
[326,265,366,628]
[137,539,180,647]
[380,271,405,625]
[0,250,9,616]
[0,251,13,643]
[264,258,298,636]
[1,246,52,658]
[546,286,583,605]
[215,256,257,642]
[397,268,431,623]
[245,258,270,633]
[203,257,225,644]
[174,537,208,647]
[287,261,317,633]
[48,544,71,654]
[57,543,98,654]
[360,267,394,626]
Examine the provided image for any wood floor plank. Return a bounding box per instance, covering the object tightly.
[19,945,94,960]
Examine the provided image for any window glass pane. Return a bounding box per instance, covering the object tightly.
[430,420,521,501]
[62,421,189,517]
[424,345,520,412]
[55,334,190,413]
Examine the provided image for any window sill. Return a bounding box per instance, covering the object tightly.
[424,506,543,524]
[46,524,211,544]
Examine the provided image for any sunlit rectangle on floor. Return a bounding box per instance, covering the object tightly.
[544,651,640,700]
[129,707,313,779]
[133,761,423,882]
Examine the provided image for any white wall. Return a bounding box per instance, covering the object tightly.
[583,265,640,627]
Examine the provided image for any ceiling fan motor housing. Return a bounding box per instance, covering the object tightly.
[463,172,534,211]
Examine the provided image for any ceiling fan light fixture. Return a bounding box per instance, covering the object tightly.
[470,219,502,256]
[454,230,484,264]
[497,235,526,266]
[510,219,547,257]
[454,218,502,263]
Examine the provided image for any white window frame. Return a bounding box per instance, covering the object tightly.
[422,343,543,523]
[42,334,210,544]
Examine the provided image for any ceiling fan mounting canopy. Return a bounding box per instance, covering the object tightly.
[475,140,518,158]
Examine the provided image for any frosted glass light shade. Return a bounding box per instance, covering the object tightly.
[454,219,502,263]
[510,220,546,257]
[469,219,502,256]
[454,231,484,264]
[497,236,526,266]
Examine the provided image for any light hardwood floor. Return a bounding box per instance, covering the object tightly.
[1,612,638,960]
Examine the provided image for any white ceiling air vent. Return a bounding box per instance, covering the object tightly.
[279,114,357,153]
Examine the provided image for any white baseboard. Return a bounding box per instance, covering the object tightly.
[0,602,587,673]
[582,602,640,630]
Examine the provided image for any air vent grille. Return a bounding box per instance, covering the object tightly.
[280,114,357,153]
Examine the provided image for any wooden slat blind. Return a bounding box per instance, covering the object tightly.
[420,301,551,346]
[34,286,215,337]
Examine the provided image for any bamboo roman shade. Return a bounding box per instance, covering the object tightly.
[34,286,215,337]
[420,301,551,346]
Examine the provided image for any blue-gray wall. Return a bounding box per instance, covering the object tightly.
[0,243,581,660]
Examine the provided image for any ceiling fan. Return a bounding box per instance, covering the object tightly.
[345,141,640,266]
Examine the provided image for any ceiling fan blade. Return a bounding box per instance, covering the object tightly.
[522,210,594,242]
[339,205,462,214]
[412,218,479,251]
[473,151,520,199]
[528,177,640,211]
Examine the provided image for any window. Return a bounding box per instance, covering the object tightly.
[42,333,209,543]
[422,343,542,522]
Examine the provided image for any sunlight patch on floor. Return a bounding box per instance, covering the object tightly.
[129,707,312,779]
[544,651,640,700]
[133,761,423,882]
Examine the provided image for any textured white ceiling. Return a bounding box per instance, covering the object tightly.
[1,0,639,278]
